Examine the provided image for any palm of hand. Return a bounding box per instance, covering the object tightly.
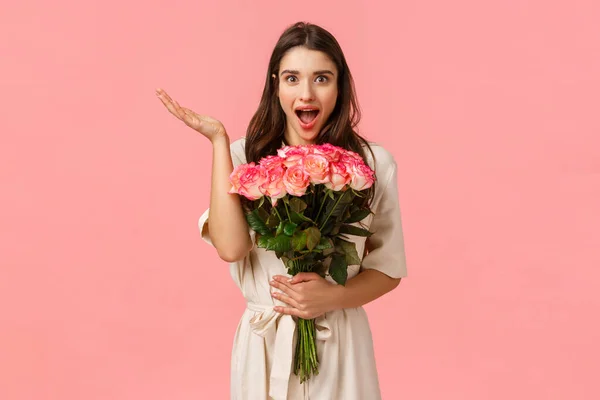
[155,88,226,141]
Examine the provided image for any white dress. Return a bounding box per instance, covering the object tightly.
[198,137,408,400]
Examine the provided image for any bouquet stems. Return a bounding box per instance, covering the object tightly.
[290,258,319,383]
[295,317,319,382]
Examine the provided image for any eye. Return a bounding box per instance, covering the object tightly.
[285,75,298,83]
[315,75,329,83]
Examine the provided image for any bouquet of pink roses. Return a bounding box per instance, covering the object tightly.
[228,142,376,383]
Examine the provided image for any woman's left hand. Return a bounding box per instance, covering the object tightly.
[270,272,342,319]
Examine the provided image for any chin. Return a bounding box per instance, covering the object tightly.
[296,129,320,143]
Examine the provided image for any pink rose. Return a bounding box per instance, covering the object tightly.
[259,155,285,170]
[304,144,319,154]
[313,143,343,163]
[302,153,330,184]
[348,161,375,191]
[324,161,351,191]
[259,164,287,205]
[282,164,310,196]
[277,145,310,167]
[340,150,363,163]
[228,163,267,200]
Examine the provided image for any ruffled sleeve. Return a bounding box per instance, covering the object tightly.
[198,208,213,246]
[360,159,408,279]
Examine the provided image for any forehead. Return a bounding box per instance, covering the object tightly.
[279,47,337,73]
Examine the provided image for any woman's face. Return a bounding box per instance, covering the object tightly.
[275,46,338,146]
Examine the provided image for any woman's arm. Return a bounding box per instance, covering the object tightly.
[269,270,401,319]
[207,135,253,262]
[155,88,251,262]
[333,269,401,309]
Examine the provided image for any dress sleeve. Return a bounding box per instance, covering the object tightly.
[198,208,213,246]
[360,161,408,279]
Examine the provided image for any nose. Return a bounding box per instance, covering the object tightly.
[299,80,315,102]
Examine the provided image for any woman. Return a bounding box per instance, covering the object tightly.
[156,21,407,400]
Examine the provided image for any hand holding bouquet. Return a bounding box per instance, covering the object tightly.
[229,142,376,383]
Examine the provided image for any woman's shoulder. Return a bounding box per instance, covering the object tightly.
[361,140,398,173]
[230,136,248,164]
[231,136,247,151]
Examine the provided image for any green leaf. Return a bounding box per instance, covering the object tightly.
[336,238,362,266]
[345,209,371,224]
[338,224,373,237]
[257,234,272,248]
[315,237,334,250]
[276,221,285,236]
[305,226,321,251]
[350,187,366,198]
[290,210,314,225]
[258,207,270,221]
[320,191,354,225]
[328,253,348,285]
[246,210,270,236]
[289,197,308,213]
[291,230,308,251]
[286,256,319,274]
[266,234,292,252]
[283,221,298,236]
[320,219,335,236]
[266,212,280,229]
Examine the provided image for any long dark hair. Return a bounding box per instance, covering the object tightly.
[245,21,377,206]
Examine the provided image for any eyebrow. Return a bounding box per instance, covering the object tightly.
[280,69,335,77]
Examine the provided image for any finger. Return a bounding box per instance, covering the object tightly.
[172,100,187,118]
[271,291,301,309]
[180,107,198,117]
[156,92,183,121]
[290,272,320,284]
[156,89,185,120]
[157,88,175,104]
[270,280,299,301]
[180,109,200,127]
[180,107,199,121]
[274,306,303,318]
[270,277,298,293]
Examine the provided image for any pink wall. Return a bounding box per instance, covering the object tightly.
[1,0,599,398]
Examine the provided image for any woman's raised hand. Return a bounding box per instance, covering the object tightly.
[155,88,227,143]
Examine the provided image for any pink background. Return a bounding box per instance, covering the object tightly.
[1,0,599,399]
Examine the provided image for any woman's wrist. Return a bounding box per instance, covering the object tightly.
[331,283,349,311]
[210,130,230,146]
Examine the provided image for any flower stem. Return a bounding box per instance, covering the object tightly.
[267,197,283,221]
[295,318,319,383]
[291,258,319,383]
[283,198,292,221]
[314,188,330,223]
[318,189,348,231]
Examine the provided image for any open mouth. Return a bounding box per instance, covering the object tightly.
[295,109,320,127]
